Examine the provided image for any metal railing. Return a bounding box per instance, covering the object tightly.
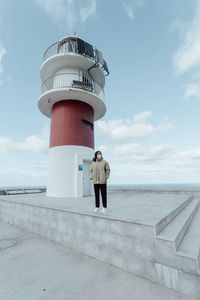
[0,188,46,195]
[43,40,96,62]
[43,42,64,61]
[42,38,109,76]
[41,72,104,102]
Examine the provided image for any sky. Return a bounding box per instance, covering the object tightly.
[0,0,200,186]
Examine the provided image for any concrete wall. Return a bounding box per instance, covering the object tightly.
[0,198,199,298]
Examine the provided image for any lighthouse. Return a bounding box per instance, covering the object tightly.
[38,36,109,197]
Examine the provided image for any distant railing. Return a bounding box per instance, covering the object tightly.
[42,38,109,76]
[43,42,59,61]
[0,188,46,195]
[43,41,96,62]
[41,72,104,102]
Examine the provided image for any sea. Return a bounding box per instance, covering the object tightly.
[108,183,200,191]
[1,183,200,191]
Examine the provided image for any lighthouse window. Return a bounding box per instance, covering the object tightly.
[77,38,94,58]
[67,40,76,52]
[85,42,94,58]
[82,120,93,130]
[77,38,85,55]
[58,39,77,53]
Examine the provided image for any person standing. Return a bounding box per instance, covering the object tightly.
[90,151,110,213]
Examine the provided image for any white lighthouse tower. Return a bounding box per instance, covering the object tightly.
[38,36,109,197]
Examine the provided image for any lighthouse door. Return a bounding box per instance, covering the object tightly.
[83,161,91,196]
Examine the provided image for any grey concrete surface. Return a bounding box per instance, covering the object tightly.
[0,190,194,225]
[157,198,200,247]
[0,221,193,300]
[178,203,200,256]
[0,190,200,298]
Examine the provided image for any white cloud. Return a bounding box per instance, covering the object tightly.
[34,0,96,28]
[95,112,173,143]
[123,0,144,20]
[0,163,48,178]
[133,111,151,123]
[95,112,200,183]
[179,148,200,159]
[0,41,7,82]
[172,1,200,100]
[123,2,134,20]
[101,143,200,184]
[0,127,49,186]
[173,0,200,74]
[169,19,187,37]
[114,143,171,161]
[0,126,49,154]
[17,127,49,153]
[17,163,47,177]
[80,0,96,23]
[0,161,48,187]
[0,137,15,154]
[184,83,200,99]
[98,144,107,152]
[34,0,76,28]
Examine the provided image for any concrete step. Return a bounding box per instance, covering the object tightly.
[156,198,200,251]
[153,198,200,276]
[177,201,200,272]
[154,195,193,235]
[0,193,200,298]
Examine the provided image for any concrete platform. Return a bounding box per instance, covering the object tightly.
[0,190,200,298]
[0,221,192,300]
[0,190,193,224]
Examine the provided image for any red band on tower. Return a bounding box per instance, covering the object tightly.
[50,100,94,149]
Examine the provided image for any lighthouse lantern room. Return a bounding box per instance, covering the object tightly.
[38,36,109,197]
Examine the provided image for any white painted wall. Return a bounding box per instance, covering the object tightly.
[83,161,92,196]
[47,145,93,198]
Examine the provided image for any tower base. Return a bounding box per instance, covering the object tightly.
[47,145,93,198]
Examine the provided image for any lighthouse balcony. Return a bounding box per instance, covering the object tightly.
[42,37,109,76]
[38,72,106,121]
[41,72,104,101]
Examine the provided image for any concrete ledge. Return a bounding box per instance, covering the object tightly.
[0,221,193,300]
[0,191,199,298]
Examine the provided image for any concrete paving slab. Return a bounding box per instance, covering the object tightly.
[0,221,194,300]
[0,190,194,225]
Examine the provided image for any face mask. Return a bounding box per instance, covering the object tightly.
[97,154,102,159]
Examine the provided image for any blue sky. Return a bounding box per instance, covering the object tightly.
[0,0,200,186]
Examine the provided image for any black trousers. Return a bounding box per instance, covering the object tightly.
[94,184,107,208]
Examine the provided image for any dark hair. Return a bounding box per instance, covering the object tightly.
[93,151,102,161]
